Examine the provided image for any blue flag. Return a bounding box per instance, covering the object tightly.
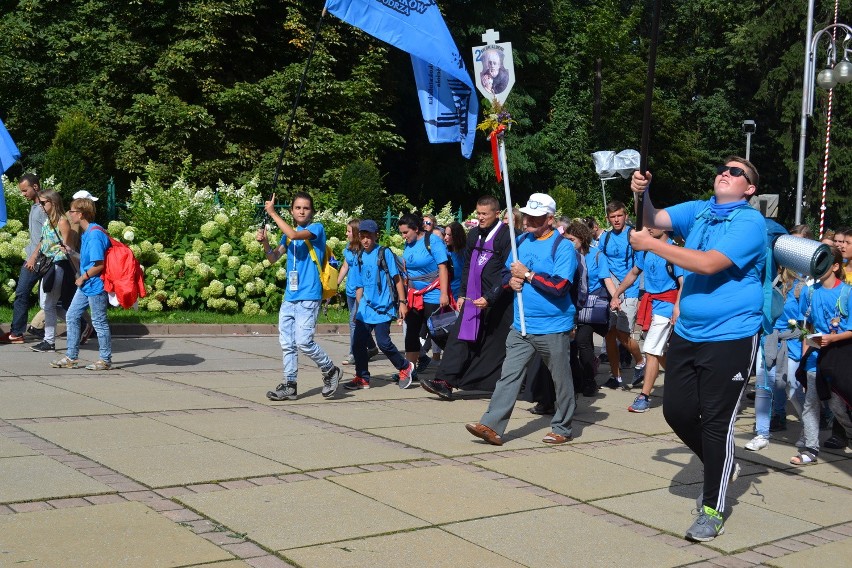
[325,0,477,158]
[0,118,22,228]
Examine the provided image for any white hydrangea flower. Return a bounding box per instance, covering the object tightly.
[208,280,225,297]
[214,212,229,226]
[200,221,219,239]
[192,239,205,253]
[219,242,233,256]
[238,264,253,282]
[123,230,135,242]
[225,285,237,297]
[227,256,241,269]
[184,252,201,268]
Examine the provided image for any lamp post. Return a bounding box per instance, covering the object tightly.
[742,120,756,161]
[795,19,852,224]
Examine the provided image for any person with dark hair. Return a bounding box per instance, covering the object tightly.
[443,221,466,298]
[397,212,450,387]
[630,156,765,541]
[30,190,77,353]
[564,220,609,397]
[421,196,512,399]
[584,216,604,248]
[50,197,112,370]
[337,219,377,366]
[1,174,47,344]
[259,192,341,401]
[343,220,414,391]
[465,193,578,446]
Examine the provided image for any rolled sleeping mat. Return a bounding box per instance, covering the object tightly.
[772,235,833,279]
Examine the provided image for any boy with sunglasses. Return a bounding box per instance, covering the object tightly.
[630,157,765,542]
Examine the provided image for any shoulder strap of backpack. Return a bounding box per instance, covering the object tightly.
[424,231,431,254]
[837,284,851,318]
[303,239,322,274]
[602,230,611,256]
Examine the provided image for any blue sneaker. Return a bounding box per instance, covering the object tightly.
[628,394,651,413]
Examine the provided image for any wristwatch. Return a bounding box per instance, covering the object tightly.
[523,271,532,282]
[398,299,408,305]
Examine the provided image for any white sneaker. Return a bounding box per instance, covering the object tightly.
[745,434,769,451]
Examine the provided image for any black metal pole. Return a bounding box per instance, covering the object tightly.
[637,0,661,231]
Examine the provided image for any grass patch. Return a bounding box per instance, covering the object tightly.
[0,303,351,325]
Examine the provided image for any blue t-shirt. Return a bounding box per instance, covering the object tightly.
[403,233,448,304]
[343,248,359,298]
[448,250,465,297]
[667,201,766,342]
[509,232,577,334]
[637,240,683,319]
[80,224,110,296]
[775,284,807,363]
[585,246,608,294]
[800,281,852,335]
[351,246,400,324]
[280,222,326,302]
[600,227,640,298]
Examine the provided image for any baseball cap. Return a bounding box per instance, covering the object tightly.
[72,190,99,201]
[359,219,379,234]
[519,193,556,217]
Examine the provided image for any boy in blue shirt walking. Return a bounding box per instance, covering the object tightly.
[631,157,765,542]
[344,220,416,390]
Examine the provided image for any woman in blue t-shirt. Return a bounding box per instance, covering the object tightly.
[337,219,377,365]
[258,192,341,402]
[398,212,450,367]
[443,221,467,298]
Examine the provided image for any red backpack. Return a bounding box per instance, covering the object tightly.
[90,226,147,308]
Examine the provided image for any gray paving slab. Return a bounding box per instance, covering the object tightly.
[284,527,526,568]
[80,440,295,487]
[445,506,702,567]
[793,455,852,489]
[152,408,327,440]
[21,416,209,451]
[0,501,232,566]
[0,455,113,503]
[177,479,428,551]
[0,436,38,457]
[0,380,129,419]
[331,464,555,524]
[365,421,544,456]
[766,537,852,568]
[284,400,450,429]
[594,484,821,553]
[225,430,427,470]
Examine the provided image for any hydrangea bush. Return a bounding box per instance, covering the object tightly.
[1,170,467,313]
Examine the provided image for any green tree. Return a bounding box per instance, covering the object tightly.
[42,112,109,200]
[337,159,386,223]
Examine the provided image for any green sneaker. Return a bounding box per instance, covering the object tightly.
[685,505,725,542]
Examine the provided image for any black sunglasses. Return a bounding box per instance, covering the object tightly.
[715,165,752,185]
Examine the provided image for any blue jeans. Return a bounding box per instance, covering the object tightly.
[353,319,407,381]
[754,346,791,437]
[12,264,41,335]
[346,295,374,355]
[65,289,112,363]
[279,300,333,383]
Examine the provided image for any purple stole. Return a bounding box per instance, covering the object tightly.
[458,222,503,341]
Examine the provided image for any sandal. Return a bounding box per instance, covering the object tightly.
[542,432,572,445]
[790,450,818,466]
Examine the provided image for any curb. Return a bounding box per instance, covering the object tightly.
[41,323,349,338]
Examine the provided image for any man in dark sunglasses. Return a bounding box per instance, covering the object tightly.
[629,157,764,543]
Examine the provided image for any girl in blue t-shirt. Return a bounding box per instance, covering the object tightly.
[793,247,852,464]
[398,212,450,368]
[258,192,341,402]
[443,221,467,298]
[337,219,376,365]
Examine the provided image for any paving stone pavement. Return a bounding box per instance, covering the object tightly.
[0,328,849,567]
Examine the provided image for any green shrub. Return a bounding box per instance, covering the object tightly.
[337,159,386,223]
[42,113,109,201]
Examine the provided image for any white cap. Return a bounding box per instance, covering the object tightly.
[72,190,99,201]
[519,193,556,217]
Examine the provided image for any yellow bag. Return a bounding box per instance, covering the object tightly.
[305,240,339,300]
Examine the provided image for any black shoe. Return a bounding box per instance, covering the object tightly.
[582,384,599,397]
[746,391,756,401]
[420,377,453,400]
[769,415,787,432]
[416,355,432,373]
[528,402,555,415]
[27,326,45,340]
[267,382,298,401]
[602,376,621,390]
[30,340,55,353]
[823,435,848,449]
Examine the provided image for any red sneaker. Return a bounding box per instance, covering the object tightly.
[343,376,371,390]
[0,332,24,344]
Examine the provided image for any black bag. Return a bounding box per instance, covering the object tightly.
[32,251,54,279]
[577,288,610,325]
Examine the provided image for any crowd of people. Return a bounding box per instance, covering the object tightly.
[2,162,850,544]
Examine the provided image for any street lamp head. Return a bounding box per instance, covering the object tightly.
[817,67,839,89]
[742,120,756,134]
[835,59,852,84]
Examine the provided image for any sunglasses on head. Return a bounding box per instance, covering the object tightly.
[715,165,752,185]
[39,200,49,205]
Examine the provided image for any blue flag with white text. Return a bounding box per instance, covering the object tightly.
[0,118,22,228]
[325,0,477,158]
